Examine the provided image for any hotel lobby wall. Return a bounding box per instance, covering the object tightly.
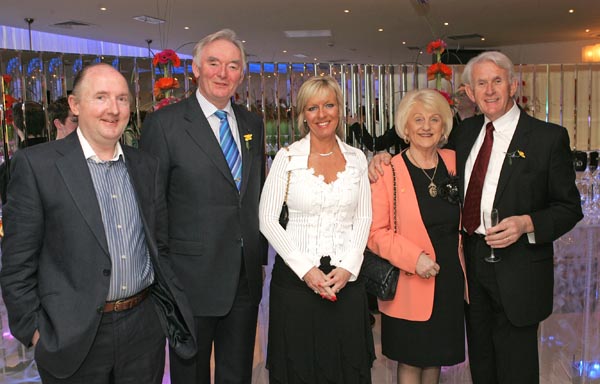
[1,49,599,153]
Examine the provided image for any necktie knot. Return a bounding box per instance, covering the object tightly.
[486,121,495,134]
[215,110,227,121]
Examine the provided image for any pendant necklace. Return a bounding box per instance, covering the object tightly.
[409,149,439,197]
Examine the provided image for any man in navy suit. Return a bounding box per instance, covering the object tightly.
[140,29,266,384]
[449,51,582,383]
[0,63,195,383]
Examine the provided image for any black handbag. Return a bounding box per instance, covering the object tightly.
[361,163,399,301]
[279,149,291,229]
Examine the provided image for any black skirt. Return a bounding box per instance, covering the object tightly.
[267,256,375,384]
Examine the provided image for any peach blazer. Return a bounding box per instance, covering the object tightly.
[367,149,466,321]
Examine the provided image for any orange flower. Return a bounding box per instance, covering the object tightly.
[153,49,181,67]
[427,63,452,81]
[154,77,179,97]
[426,39,447,55]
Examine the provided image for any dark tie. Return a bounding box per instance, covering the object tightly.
[215,110,242,190]
[462,122,494,234]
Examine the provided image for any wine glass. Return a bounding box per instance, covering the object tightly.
[483,208,501,263]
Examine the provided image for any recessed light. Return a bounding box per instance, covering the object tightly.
[344,9,350,13]
[585,29,590,33]
[569,9,574,13]
[242,40,246,43]
[133,15,165,24]
[100,7,107,11]
[282,50,287,53]
[481,37,486,41]
[444,22,449,26]
[378,28,384,32]
[314,58,318,61]
[402,41,406,45]
[184,26,190,30]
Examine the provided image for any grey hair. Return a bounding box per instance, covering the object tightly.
[461,51,516,86]
[192,29,246,70]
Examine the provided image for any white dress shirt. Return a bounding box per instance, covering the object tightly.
[195,89,241,152]
[259,134,372,281]
[464,102,520,235]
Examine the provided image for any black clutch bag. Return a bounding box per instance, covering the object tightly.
[279,150,291,229]
[361,249,399,301]
[279,201,289,229]
[360,162,399,301]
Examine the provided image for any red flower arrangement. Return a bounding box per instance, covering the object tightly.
[2,74,17,124]
[153,49,182,110]
[426,39,452,91]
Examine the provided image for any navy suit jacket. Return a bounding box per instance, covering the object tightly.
[449,110,582,326]
[140,96,267,316]
[0,132,196,378]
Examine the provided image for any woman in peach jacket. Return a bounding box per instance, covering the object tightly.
[368,89,467,384]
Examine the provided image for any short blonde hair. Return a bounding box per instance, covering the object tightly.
[395,89,453,147]
[296,76,344,138]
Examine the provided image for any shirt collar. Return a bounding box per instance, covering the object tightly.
[77,128,124,163]
[195,89,234,119]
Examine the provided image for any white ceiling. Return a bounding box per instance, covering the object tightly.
[1,0,600,64]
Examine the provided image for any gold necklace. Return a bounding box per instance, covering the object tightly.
[408,149,439,197]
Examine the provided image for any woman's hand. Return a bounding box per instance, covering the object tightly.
[415,252,440,279]
[322,267,352,295]
[303,267,337,301]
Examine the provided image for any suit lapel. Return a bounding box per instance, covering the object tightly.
[55,135,110,256]
[233,104,254,197]
[181,97,238,189]
[493,111,532,206]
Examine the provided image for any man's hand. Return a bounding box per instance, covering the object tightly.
[485,215,534,248]
[368,152,392,183]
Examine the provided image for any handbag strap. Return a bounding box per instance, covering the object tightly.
[390,163,397,233]
[283,147,291,204]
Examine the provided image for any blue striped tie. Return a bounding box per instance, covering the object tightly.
[215,110,242,190]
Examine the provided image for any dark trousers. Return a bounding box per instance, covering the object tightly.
[464,234,539,384]
[169,268,259,384]
[37,297,166,384]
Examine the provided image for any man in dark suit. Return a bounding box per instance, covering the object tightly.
[140,29,266,384]
[0,63,195,383]
[450,51,582,383]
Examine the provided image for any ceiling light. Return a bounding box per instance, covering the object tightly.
[344,9,350,13]
[100,7,107,11]
[132,15,165,24]
[282,50,287,53]
[585,29,590,33]
[242,40,246,43]
[444,22,449,26]
[284,30,332,38]
[569,9,574,13]
[294,53,308,58]
[184,26,190,30]
[314,58,318,61]
[378,28,384,32]
[481,37,486,41]
[402,41,406,45]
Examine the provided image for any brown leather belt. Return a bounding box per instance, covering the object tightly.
[103,287,150,313]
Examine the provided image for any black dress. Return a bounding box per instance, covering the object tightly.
[381,152,465,367]
[268,256,375,384]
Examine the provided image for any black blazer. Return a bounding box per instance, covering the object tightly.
[0,132,196,378]
[450,111,582,326]
[140,96,266,316]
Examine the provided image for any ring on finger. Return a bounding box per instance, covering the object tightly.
[314,290,319,294]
